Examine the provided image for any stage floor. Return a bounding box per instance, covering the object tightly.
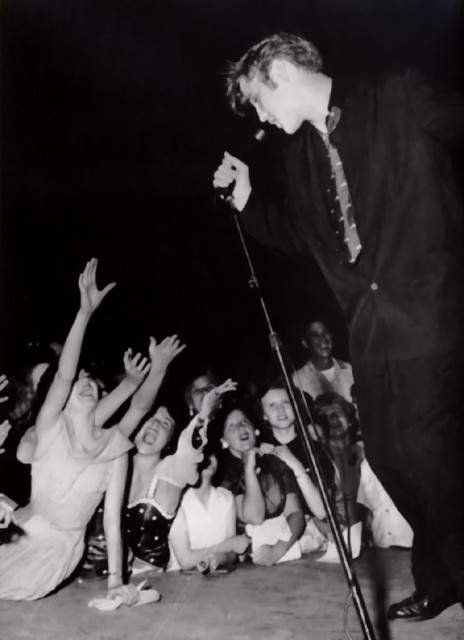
[1,548,463,640]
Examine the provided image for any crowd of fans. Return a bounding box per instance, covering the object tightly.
[0,259,412,607]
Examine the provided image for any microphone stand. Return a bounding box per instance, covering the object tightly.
[223,198,377,640]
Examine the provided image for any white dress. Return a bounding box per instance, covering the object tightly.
[357,458,413,548]
[168,486,235,570]
[0,418,132,600]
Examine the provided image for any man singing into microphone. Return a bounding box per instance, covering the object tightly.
[213,32,464,621]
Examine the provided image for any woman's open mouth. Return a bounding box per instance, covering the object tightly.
[143,427,159,444]
[80,387,95,398]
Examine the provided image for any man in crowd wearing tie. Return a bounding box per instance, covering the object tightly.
[213,32,464,621]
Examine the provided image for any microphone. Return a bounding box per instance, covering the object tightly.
[215,128,266,205]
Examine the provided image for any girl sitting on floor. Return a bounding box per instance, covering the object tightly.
[217,395,306,566]
[0,259,146,602]
[168,443,250,573]
[126,378,237,575]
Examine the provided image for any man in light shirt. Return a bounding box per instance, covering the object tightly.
[293,320,353,402]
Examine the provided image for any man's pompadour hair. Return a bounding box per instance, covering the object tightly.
[226,32,323,116]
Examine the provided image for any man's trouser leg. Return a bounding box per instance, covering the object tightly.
[354,352,464,600]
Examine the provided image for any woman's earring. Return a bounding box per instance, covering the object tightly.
[255,429,260,437]
[189,406,195,417]
[221,440,229,449]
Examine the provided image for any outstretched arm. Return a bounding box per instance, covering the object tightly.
[94,349,150,428]
[191,379,238,449]
[270,445,325,519]
[118,335,185,437]
[35,258,116,433]
[104,453,137,605]
[148,380,238,516]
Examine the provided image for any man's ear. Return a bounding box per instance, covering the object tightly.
[269,59,291,85]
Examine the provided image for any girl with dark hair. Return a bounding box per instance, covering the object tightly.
[168,441,250,573]
[183,367,219,418]
[218,396,305,566]
[126,379,236,576]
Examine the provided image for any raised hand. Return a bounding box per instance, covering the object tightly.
[0,419,11,454]
[0,374,8,404]
[78,258,116,315]
[148,335,186,372]
[199,378,238,419]
[272,445,305,477]
[213,152,251,212]
[116,335,185,438]
[259,442,275,455]
[201,553,220,574]
[123,349,151,388]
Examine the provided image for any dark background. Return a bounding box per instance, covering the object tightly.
[1,0,463,385]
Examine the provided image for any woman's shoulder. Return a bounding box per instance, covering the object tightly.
[96,426,133,463]
[214,486,235,503]
[30,414,66,463]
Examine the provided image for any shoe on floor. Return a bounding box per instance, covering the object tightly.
[387,590,459,621]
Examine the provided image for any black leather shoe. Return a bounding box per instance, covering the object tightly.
[387,590,458,621]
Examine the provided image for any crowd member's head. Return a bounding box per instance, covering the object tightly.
[65,371,100,417]
[134,406,176,458]
[313,393,359,448]
[8,342,57,423]
[260,384,295,432]
[302,320,333,362]
[226,32,325,135]
[258,379,315,432]
[216,395,260,459]
[184,368,219,417]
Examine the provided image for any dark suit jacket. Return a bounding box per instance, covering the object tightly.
[242,72,464,364]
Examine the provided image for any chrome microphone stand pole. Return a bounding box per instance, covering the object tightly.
[222,196,376,640]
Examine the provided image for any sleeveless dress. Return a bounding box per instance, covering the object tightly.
[168,486,236,571]
[0,418,132,600]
